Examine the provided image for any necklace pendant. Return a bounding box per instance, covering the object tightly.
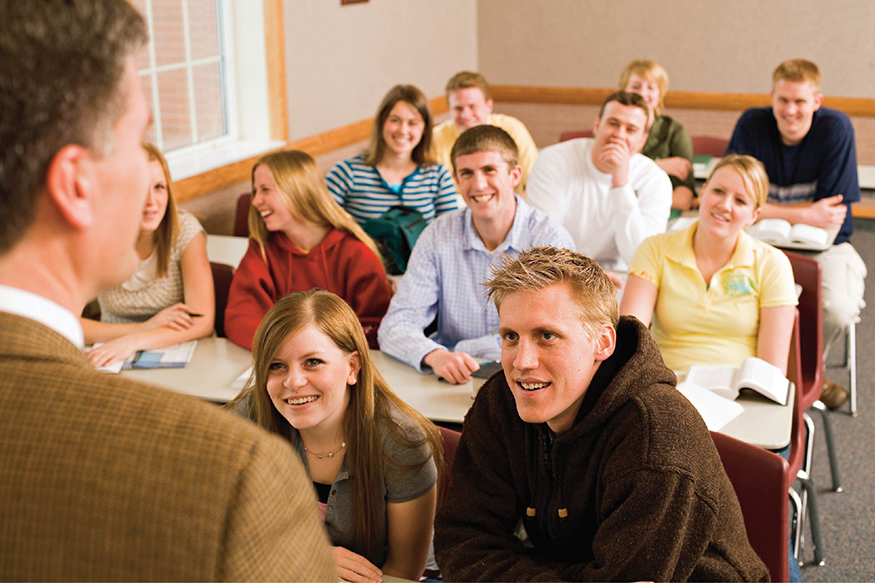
[327,452,335,458]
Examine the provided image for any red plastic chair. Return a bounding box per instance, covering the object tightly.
[558,129,593,142]
[711,431,789,582]
[437,426,461,510]
[210,262,235,338]
[691,135,730,157]
[233,192,251,238]
[783,250,840,491]
[787,311,825,566]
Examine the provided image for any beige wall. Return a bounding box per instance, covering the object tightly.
[284,0,478,140]
[477,0,875,97]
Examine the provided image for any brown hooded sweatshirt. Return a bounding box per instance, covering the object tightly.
[435,316,769,582]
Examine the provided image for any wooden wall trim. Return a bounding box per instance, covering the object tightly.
[176,96,448,202]
[264,0,288,143]
[490,85,875,117]
[852,199,875,219]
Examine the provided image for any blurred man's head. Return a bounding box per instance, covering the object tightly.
[770,59,823,146]
[445,71,495,133]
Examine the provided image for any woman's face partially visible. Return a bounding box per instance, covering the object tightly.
[141,160,169,233]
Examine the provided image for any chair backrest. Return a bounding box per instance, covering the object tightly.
[437,426,461,510]
[783,250,823,409]
[786,309,805,479]
[559,129,593,142]
[210,261,235,338]
[711,431,790,583]
[691,135,730,157]
[233,192,251,238]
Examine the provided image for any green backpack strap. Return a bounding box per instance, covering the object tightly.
[362,206,427,275]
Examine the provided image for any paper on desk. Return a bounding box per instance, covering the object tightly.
[231,366,253,391]
[88,343,126,373]
[676,381,744,431]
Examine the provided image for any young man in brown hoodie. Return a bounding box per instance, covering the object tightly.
[434,246,769,582]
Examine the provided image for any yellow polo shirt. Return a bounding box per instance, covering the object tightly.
[628,222,797,371]
[431,113,538,194]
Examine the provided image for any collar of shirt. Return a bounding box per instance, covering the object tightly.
[0,285,84,347]
[664,221,756,271]
[462,194,532,254]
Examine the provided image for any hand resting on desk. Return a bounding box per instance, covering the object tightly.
[423,348,480,384]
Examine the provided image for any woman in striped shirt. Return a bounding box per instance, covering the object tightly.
[326,85,458,224]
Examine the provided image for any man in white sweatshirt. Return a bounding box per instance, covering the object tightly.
[527,92,671,277]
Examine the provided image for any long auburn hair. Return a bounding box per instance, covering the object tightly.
[248,150,382,264]
[142,142,179,278]
[228,291,444,556]
[363,84,435,167]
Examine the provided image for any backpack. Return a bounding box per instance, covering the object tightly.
[362,205,427,275]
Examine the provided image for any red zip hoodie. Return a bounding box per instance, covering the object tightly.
[225,228,391,350]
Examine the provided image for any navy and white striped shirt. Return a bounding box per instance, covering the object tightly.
[325,153,458,224]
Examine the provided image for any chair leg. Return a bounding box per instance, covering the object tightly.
[809,404,843,492]
[797,476,826,566]
[789,487,802,562]
[848,321,857,416]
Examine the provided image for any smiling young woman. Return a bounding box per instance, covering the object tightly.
[325,84,458,224]
[224,150,392,351]
[80,143,215,368]
[229,290,444,582]
[620,154,798,374]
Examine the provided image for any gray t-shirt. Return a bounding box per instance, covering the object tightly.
[291,405,437,568]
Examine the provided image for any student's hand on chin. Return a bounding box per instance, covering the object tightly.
[87,336,140,368]
[332,546,382,583]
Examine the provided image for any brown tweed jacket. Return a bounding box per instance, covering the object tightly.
[0,313,337,582]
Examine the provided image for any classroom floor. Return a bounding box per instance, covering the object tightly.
[800,218,875,581]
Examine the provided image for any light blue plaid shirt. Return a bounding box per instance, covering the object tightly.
[377,196,575,372]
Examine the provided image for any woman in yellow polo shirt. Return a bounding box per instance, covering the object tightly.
[620,154,797,373]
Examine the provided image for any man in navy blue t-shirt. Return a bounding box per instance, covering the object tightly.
[727,59,867,409]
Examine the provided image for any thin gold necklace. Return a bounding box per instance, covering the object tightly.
[303,441,347,460]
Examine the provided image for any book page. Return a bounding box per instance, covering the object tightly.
[789,223,829,248]
[735,357,789,405]
[677,381,745,431]
[131,340,198,369]
[685,364,739,399]
[747,218,792,242]
[231,365,253,391]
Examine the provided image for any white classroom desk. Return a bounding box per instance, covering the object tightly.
[373,350,794,450]
[206,234,249,268]
[124,339,792,450]
[121,336,252,403]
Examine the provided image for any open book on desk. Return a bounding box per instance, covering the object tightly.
[686,357,790,405]
[746,218,838,252]
[94,340,198,372]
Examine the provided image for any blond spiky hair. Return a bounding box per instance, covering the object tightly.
[484,246,618,340]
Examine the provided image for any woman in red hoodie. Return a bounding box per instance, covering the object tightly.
[225,150,392,350]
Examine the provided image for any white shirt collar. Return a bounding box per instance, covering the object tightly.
[0,285,84,347]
